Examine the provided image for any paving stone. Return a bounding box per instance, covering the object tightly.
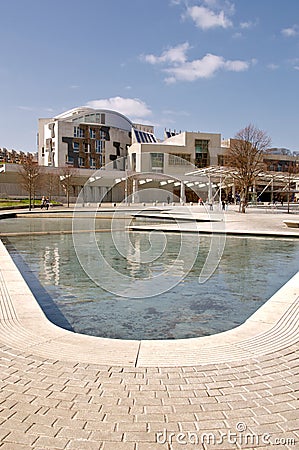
[52,417,86,429]
[65,439,103,449]
[0,444,32,450]
[276,419,299,432]
[166,413,197,423]
[2,430,38,446]
[102,443,134,450]
[123,431,156,442]
[33,436,69,449]
[148,422,180,433]
[201,402,231,412]
[89,430,123,441]
[137,444,169,450]
[84,422,116,432]
[178,421,198,431]
[25,423,60,437]
[117,422,147,433]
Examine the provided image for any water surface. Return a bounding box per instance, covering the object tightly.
[2,216,299,339]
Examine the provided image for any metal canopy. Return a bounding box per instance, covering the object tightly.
[186,166,299,183]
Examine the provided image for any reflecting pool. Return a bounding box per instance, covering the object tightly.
[2,216,299,339]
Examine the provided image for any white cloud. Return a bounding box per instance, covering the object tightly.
[281,25,298,37]
[164,53,250,83]
[240,20,257,29]
[232,32,242,39]
[143,42,190,65]
[86,97,151,118]
[143,37,251,84]
[203,0,234,13]
[267,63,279,70]
[162,109,190,117]
[185,4,233,30]
[203,0,220,7]
[18,106,34,111]
[288,57,299,69]
[224,59,249,71]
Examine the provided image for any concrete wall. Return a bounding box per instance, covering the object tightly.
[127,131,223,176]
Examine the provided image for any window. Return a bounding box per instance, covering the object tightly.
[73,142,79,152]
[100,130,106,140]
[78,157,84,167]
[195,139,210,168]
[195,139,209,153]
[168,153,191,166]
[131,153,136,171]
[96,139,105,153]
[84,143,90,153]
[89,128,96,139]
[95,140,105,153]
[90,157,96,168]
[98,154,103,166]
[67,155,74,164]
[74,126,84,138]
[218,155,224,166]
[151,153,164,172]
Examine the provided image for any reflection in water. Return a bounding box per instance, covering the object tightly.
[121,232,187,280]
[3,217,299,340]
[43,246,60,286]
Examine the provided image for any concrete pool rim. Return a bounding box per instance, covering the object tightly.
[0,206,298,367]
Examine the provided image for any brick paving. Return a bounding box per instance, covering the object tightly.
[0,208,298,449]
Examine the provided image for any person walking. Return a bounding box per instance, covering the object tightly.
[41,196,46,209]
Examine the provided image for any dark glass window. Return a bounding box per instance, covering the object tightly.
[195,139,210,168]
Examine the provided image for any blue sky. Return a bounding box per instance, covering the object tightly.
[0,0,299,153]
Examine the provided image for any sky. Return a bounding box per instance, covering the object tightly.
[0,0,299,153]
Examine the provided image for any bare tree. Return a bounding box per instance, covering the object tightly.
[225,124,271,213]
[19,154,41,210]
[59,166,78,207]
[42,170,60,201]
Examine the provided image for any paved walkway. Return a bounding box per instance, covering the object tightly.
[129,206,299,238]
[0,208,298,449]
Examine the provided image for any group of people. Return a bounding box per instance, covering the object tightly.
[198,197,229,211]
[41,196,50,210]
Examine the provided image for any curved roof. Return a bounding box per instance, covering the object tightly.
[55,106,94,119]
[55,106,132,126]
[54,107,133,131]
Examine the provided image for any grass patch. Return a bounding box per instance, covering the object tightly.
[0,199,61,209]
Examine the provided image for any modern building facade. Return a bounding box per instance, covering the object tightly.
[38,107,154,170]
[29,107,299,204]
[0,148,35,164]
[128,130,223,177]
